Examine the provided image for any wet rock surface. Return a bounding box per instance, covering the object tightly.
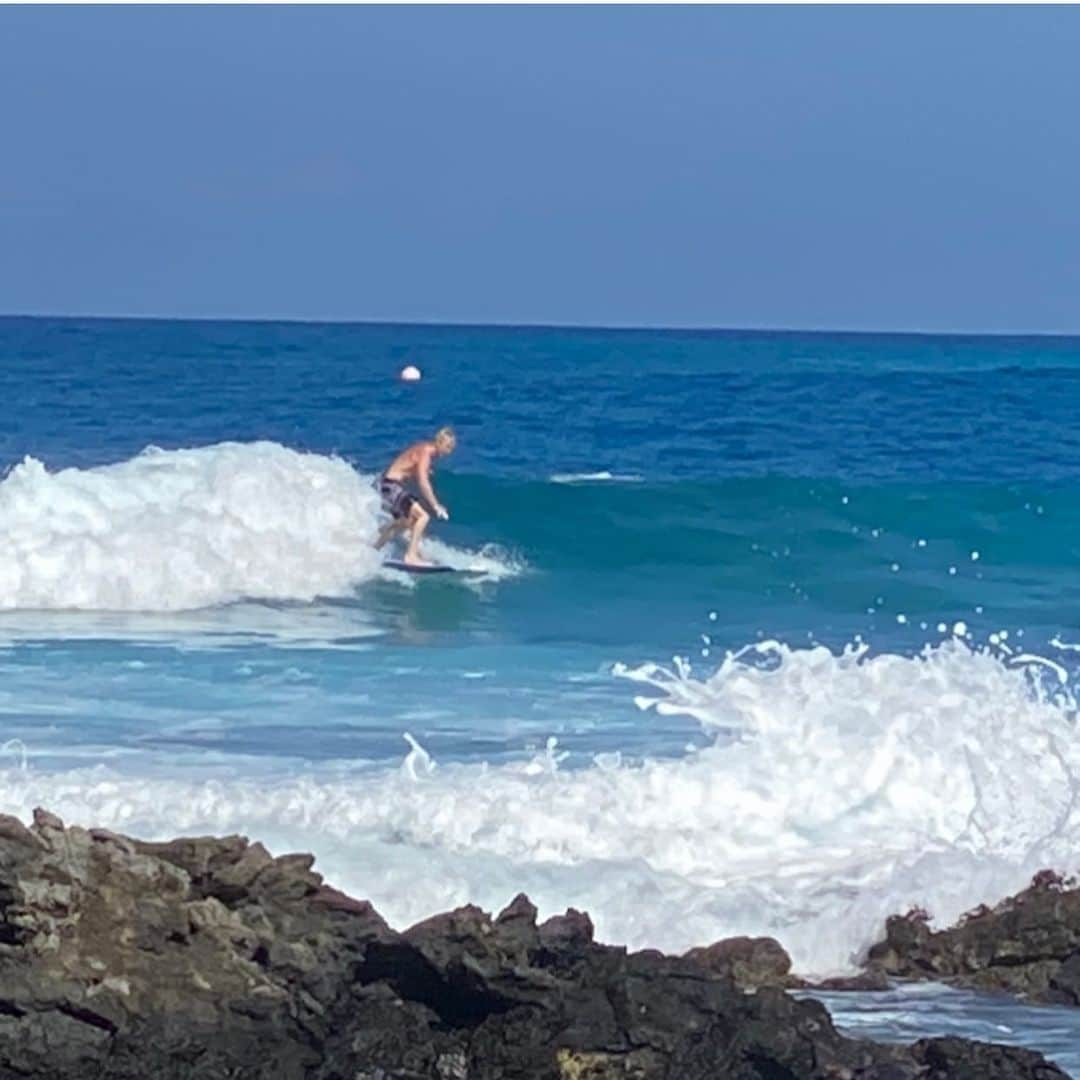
[866,870,1080,1005]
[0,810,1066,1079]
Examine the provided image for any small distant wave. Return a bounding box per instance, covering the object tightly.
[549,471,644,484]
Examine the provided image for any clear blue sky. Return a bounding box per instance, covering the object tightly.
[3,5,1079,332]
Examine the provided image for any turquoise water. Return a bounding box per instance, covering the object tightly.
[2,317,1080,1068]
[804,985,1080,1075]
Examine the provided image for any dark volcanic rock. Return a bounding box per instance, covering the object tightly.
[911,1037,1067,1080]
[866,871,1080,1003]
[807,970,893,993]
[0,808,396,1079]
[0,810,1065,1079]
[683,935,800,990]
[681,936,894,993]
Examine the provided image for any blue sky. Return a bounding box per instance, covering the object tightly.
[2,6,1079,332]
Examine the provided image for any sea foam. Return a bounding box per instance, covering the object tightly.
[0,637,1075,976]
[549,471,644,484]
[0,442,514,612]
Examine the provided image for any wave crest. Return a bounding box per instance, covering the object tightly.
[0,442,383,611]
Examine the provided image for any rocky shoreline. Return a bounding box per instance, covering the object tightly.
[0,809,1069,1079]
[862,870,1080,1005]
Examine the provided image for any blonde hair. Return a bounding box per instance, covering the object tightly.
[435,426,457,446]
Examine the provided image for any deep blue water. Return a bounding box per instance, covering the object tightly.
[8,317,1080,482]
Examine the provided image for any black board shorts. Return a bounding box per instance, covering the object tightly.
[379,476,418,521]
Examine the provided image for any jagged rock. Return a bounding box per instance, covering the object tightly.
[1047,950,1080,1005]
[683,935,798,990]
[0,809,1065,1079]
[911,1036,1068,1080]
[807,970,892,993]
[866,870,1080,1003]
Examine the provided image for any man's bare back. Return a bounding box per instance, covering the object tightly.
[375,427,457,565]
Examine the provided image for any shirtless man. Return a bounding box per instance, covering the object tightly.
[375,427,457,565]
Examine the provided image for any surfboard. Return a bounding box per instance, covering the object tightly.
[384,560,485,576]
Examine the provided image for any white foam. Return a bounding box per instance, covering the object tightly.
[0,442,518,613]
[548,471,644,484]
[0,603,382,648]
[2,638,1078,977]
[407,538,524,582]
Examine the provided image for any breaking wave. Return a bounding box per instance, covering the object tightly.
[0,442,517,612]
[1,636,1076,976]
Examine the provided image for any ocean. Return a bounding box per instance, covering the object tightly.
[3,316,1080,1070]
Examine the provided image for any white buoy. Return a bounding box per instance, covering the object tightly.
[400,365,422,382]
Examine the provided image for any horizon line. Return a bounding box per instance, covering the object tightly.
[3,310,1080,342]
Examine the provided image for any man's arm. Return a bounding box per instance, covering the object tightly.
[417,450,449,519]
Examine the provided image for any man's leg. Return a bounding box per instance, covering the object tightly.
[375,518,406,550]
[404,503,432,565]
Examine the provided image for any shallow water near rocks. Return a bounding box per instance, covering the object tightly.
[804,984,1080,1077]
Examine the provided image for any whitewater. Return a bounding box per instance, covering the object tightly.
[2,622,1077,975]
[0,441,514,611]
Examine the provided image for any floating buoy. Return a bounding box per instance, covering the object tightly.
[400,365,422,382]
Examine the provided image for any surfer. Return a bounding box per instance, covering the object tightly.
[375,426,457,565]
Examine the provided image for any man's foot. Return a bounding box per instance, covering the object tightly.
[403,552,433,567]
